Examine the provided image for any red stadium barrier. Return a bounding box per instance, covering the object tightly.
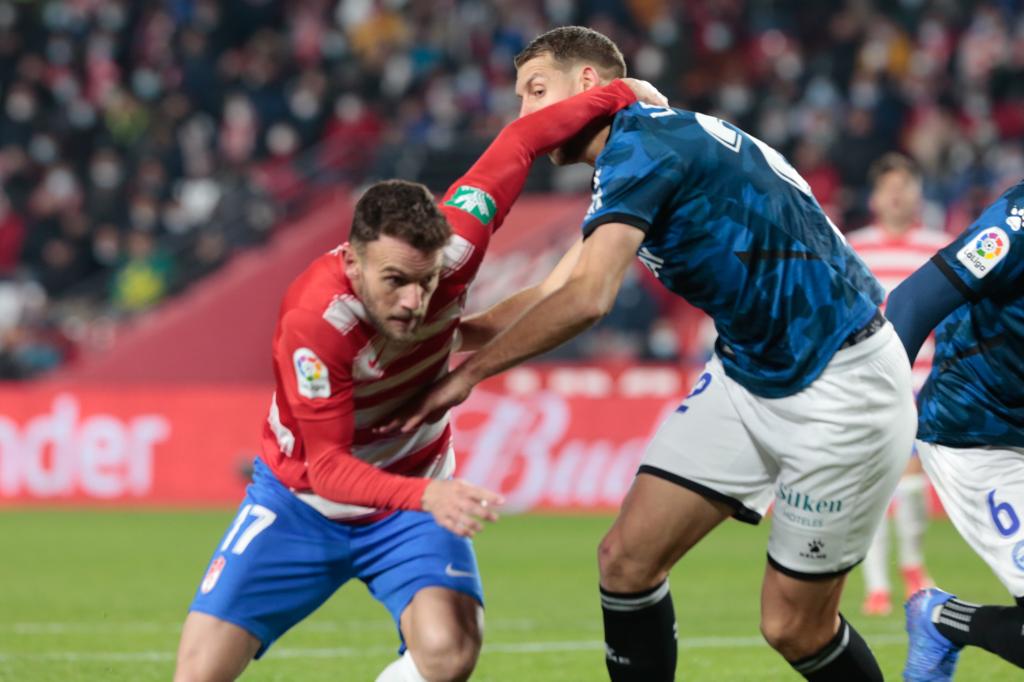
[0,365,944,515]
[0,365,692,509]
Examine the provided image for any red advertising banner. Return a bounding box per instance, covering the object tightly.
[450,365,689,512]
[0,365,693,509]
[0,387,267,505]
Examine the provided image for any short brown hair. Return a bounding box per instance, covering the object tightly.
[514,26,626,80]
[350,180,451,252]
[868,153,921,188]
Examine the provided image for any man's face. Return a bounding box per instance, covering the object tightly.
[515,54,594,165]
[343,235,443,342]
[870,169,922,231]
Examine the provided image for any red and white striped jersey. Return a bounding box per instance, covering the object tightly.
[257,81,640,522]
[261,227,485,522]
[847,225,952,388]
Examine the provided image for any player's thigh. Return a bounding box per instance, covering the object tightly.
[919,441,1024,597]
[600,360,771,588]
[353,511,484,638]
[761,327,916,577]
[187,460,354,659]
[638,358,776,525]
[599,472,733,590]
[175,612,260,682]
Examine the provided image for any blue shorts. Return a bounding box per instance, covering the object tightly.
[189,458,484,657]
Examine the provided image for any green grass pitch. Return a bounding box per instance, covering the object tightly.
[0,510,1019,681]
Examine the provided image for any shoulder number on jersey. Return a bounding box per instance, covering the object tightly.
[695,112,845,242]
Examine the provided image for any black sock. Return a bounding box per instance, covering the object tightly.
[600,580,677,682]
[934,597,1024,667]
[790,614,882,681]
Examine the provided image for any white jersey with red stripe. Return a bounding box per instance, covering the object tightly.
[846,225,952,388]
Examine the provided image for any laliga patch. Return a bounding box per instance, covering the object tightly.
[200,556,226,594]
[956,226,1010,279]
[445,185,496,225]
[293,347,330,399]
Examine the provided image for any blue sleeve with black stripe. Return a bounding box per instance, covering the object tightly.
[581,116,683,239]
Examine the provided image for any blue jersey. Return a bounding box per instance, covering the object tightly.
[917,181,1024,448]
[583,104,883,397]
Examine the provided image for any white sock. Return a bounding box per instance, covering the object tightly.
[895,473,928,568]
[376,651,428,682]
[863,515,890,593]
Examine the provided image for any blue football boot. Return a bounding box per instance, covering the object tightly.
[903,588,963,681]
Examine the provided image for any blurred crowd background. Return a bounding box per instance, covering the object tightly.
[1,0,1023,379]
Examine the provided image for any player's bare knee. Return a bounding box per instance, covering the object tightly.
[409,622,481,681]
[759,610,834,660]
[174,614,255,682]
[173,651,229,682]
[597,532,667,592]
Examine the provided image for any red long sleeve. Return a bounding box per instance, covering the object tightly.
[441,80,638,232]
[303,420,430,511]
[275,309,429,511]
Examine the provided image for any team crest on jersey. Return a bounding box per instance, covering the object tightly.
[354,342,385,380]
[1007,206,1023,232]
[1013,540,1024,572]
[200,556,226,594]
[956,226,1010,278]
[293,347,330,398]
[445,186,496,225]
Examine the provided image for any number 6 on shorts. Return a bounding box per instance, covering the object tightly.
[988,490,1020,537]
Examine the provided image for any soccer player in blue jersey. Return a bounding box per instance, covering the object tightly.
[885,180,1024,681]
[385,26,916,681]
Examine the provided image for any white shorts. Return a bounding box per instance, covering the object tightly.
[918,441,1024,598]
[641,323,916,578]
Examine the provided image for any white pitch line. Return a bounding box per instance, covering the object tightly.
[2,618,581,636]
[0,634,910,663]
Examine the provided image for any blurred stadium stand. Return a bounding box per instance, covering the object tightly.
[2,0,1023,380]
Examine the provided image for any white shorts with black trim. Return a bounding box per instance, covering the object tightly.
[918,440,1024,598]
[640,323,916,578]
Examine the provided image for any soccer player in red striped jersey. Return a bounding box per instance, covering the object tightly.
[846,153,949,617]
[174,78,664,682]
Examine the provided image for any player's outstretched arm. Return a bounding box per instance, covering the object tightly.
[458,240,584,351]
[886,260,968,365]
[439,79,664,240]
[380,224,642,433]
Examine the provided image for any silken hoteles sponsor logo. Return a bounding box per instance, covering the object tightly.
[0,394,170,498]
[773,482,844,530]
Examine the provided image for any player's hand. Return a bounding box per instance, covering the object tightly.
[422,479,504,538]
[375,370,475,435]
[620,77,669,108]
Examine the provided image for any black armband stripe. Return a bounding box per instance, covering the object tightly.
[582,212,651,239]
[931,253,981,303]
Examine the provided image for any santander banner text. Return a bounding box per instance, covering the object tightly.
[0,365,691,509]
